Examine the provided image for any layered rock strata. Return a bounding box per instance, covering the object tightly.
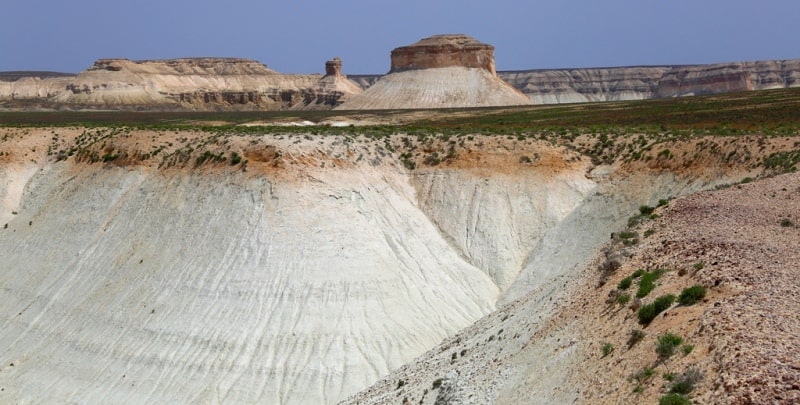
[0,57,362,110]
[389,34,496,74]
[500,59,800,103]
[337,34,532,110]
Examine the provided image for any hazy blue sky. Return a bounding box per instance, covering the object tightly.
[2,0,798,74]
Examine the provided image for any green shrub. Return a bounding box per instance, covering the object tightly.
[740,177,754,184]
[692,262,704,271]
[230,151,242,165]
[636,269,664,298]
[639,205,655,215]
[618,276,633,290]
[657,199,669,207]
[656,333,684,358]
[654,294,676,313]
[659,393,692,405]
[627,329,646,348]
[617,294,631,305]
[631,367,656,383]
[602,343,614,357]
[638,303,658,325]
[678,285,706,305]
[780,219,794,227]
[631,269,645,278]
[669,367,703,395]
[682,344,694,355]
[638,294,675,325]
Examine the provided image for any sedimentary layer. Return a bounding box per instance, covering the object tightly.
[0,58,362,110]
[500,59,800,104]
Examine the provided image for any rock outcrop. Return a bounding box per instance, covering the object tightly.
[0,57,362,110]
[389,34,496,75]
[337,34,532,110]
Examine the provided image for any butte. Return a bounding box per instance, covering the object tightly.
[337,34,533,110]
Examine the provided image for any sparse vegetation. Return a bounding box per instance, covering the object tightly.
[602,343,614,357]
[638,294,676,325]
[669,367,703,395]
[617,293,631,305]
[656,332,684,359]
[659,393,692,405]
[636,269,665,298]
[780,218,794,227]
[681,344,694,355]
[617,276,633,290]
[678,285,707,305]
[639,205,655,215]
[630,367,656,384]
[627,329,646,348]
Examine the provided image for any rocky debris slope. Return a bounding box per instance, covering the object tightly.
[344,165,800,404]
[0,57,362,110]
[337,35,532,110]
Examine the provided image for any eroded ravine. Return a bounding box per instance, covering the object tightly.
[0,128,789,404]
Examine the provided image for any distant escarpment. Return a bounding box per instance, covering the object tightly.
[0,57,362,110]
[2,41,799,110]
[500,59,800,104]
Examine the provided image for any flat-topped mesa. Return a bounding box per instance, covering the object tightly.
[390,34,497,75]
[88,57,275,75]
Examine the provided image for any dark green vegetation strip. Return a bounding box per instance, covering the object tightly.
[2,88,800,136]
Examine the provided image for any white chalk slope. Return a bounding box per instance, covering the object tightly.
[0,134,600,405]
[337,67,532,110]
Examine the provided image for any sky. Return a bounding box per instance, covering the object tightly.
[2,0,799,74]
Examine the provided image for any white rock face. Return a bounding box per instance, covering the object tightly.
[0,162,501,404]
[412,168,594,290]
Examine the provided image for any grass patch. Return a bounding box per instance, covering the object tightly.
[602,343,614,357]
[636,269,665,298]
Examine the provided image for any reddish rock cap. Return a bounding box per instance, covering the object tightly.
[390,34,496,75]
